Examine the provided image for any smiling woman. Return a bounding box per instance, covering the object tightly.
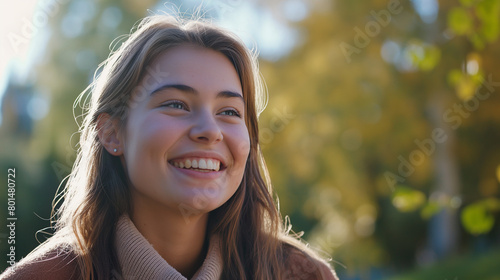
[0,15,338,280]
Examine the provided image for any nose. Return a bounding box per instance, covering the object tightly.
[189,110,223,144]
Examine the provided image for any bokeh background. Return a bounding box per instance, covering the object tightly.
[1,0,500,279]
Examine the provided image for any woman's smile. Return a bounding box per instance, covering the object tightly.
[168,151,229,180]
[171,158,221,172]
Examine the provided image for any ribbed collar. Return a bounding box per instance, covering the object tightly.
[114,215,223,280]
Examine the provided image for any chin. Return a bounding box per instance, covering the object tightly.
[176,190,232,219]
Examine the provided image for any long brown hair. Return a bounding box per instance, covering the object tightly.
[47,15,332,279]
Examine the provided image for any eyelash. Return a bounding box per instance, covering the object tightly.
[162,100,188,110]
[220,109,241,118]
[161,100,241,118]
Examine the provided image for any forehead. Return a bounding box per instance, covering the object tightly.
[140,45,242,95]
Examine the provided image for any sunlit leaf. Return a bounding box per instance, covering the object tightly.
[392,186,426,212]
[419,46,441,71]
[408,42,441,71]
[461,203,495,235]
[448,7,474,35]
[475,0,500,22]
[478,15,500,42]
[476,0,500,42]
[479,18,500,42]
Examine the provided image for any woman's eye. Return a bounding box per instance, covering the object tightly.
[162,101,187,110]
[220,109,241,117]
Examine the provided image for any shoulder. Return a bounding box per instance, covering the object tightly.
[283,243,339,280]
[0,243,81,280]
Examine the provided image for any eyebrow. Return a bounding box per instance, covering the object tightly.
[150,84,244,101]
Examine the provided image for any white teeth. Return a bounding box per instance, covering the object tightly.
[171,158,221,171]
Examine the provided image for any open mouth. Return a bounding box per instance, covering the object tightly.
[168,158,226,172]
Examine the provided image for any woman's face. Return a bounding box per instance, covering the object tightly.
[120,45,250,218]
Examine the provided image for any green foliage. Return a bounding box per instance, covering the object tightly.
[391,186,426,212]
[476,0,500,42]
[407,41,441,71]
[447,66,484,101]
[448,0,500,49]
[461,198,500,235]
[448,7,474,35]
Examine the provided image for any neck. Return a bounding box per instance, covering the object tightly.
[130,197,209,278]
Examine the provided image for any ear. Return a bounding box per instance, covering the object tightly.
[96,113,123,156]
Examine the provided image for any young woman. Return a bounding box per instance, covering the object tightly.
[1,15,338,280]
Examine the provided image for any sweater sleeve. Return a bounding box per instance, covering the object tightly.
[0,245,81,280]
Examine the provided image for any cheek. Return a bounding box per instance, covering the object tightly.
[229,123,250,155]
[211,126,249,209]
[123,115,183,172]
[225,124,251,177]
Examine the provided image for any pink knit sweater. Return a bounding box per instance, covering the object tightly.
[114,215,222,280]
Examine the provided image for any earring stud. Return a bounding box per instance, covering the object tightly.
[113,148,117,153]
